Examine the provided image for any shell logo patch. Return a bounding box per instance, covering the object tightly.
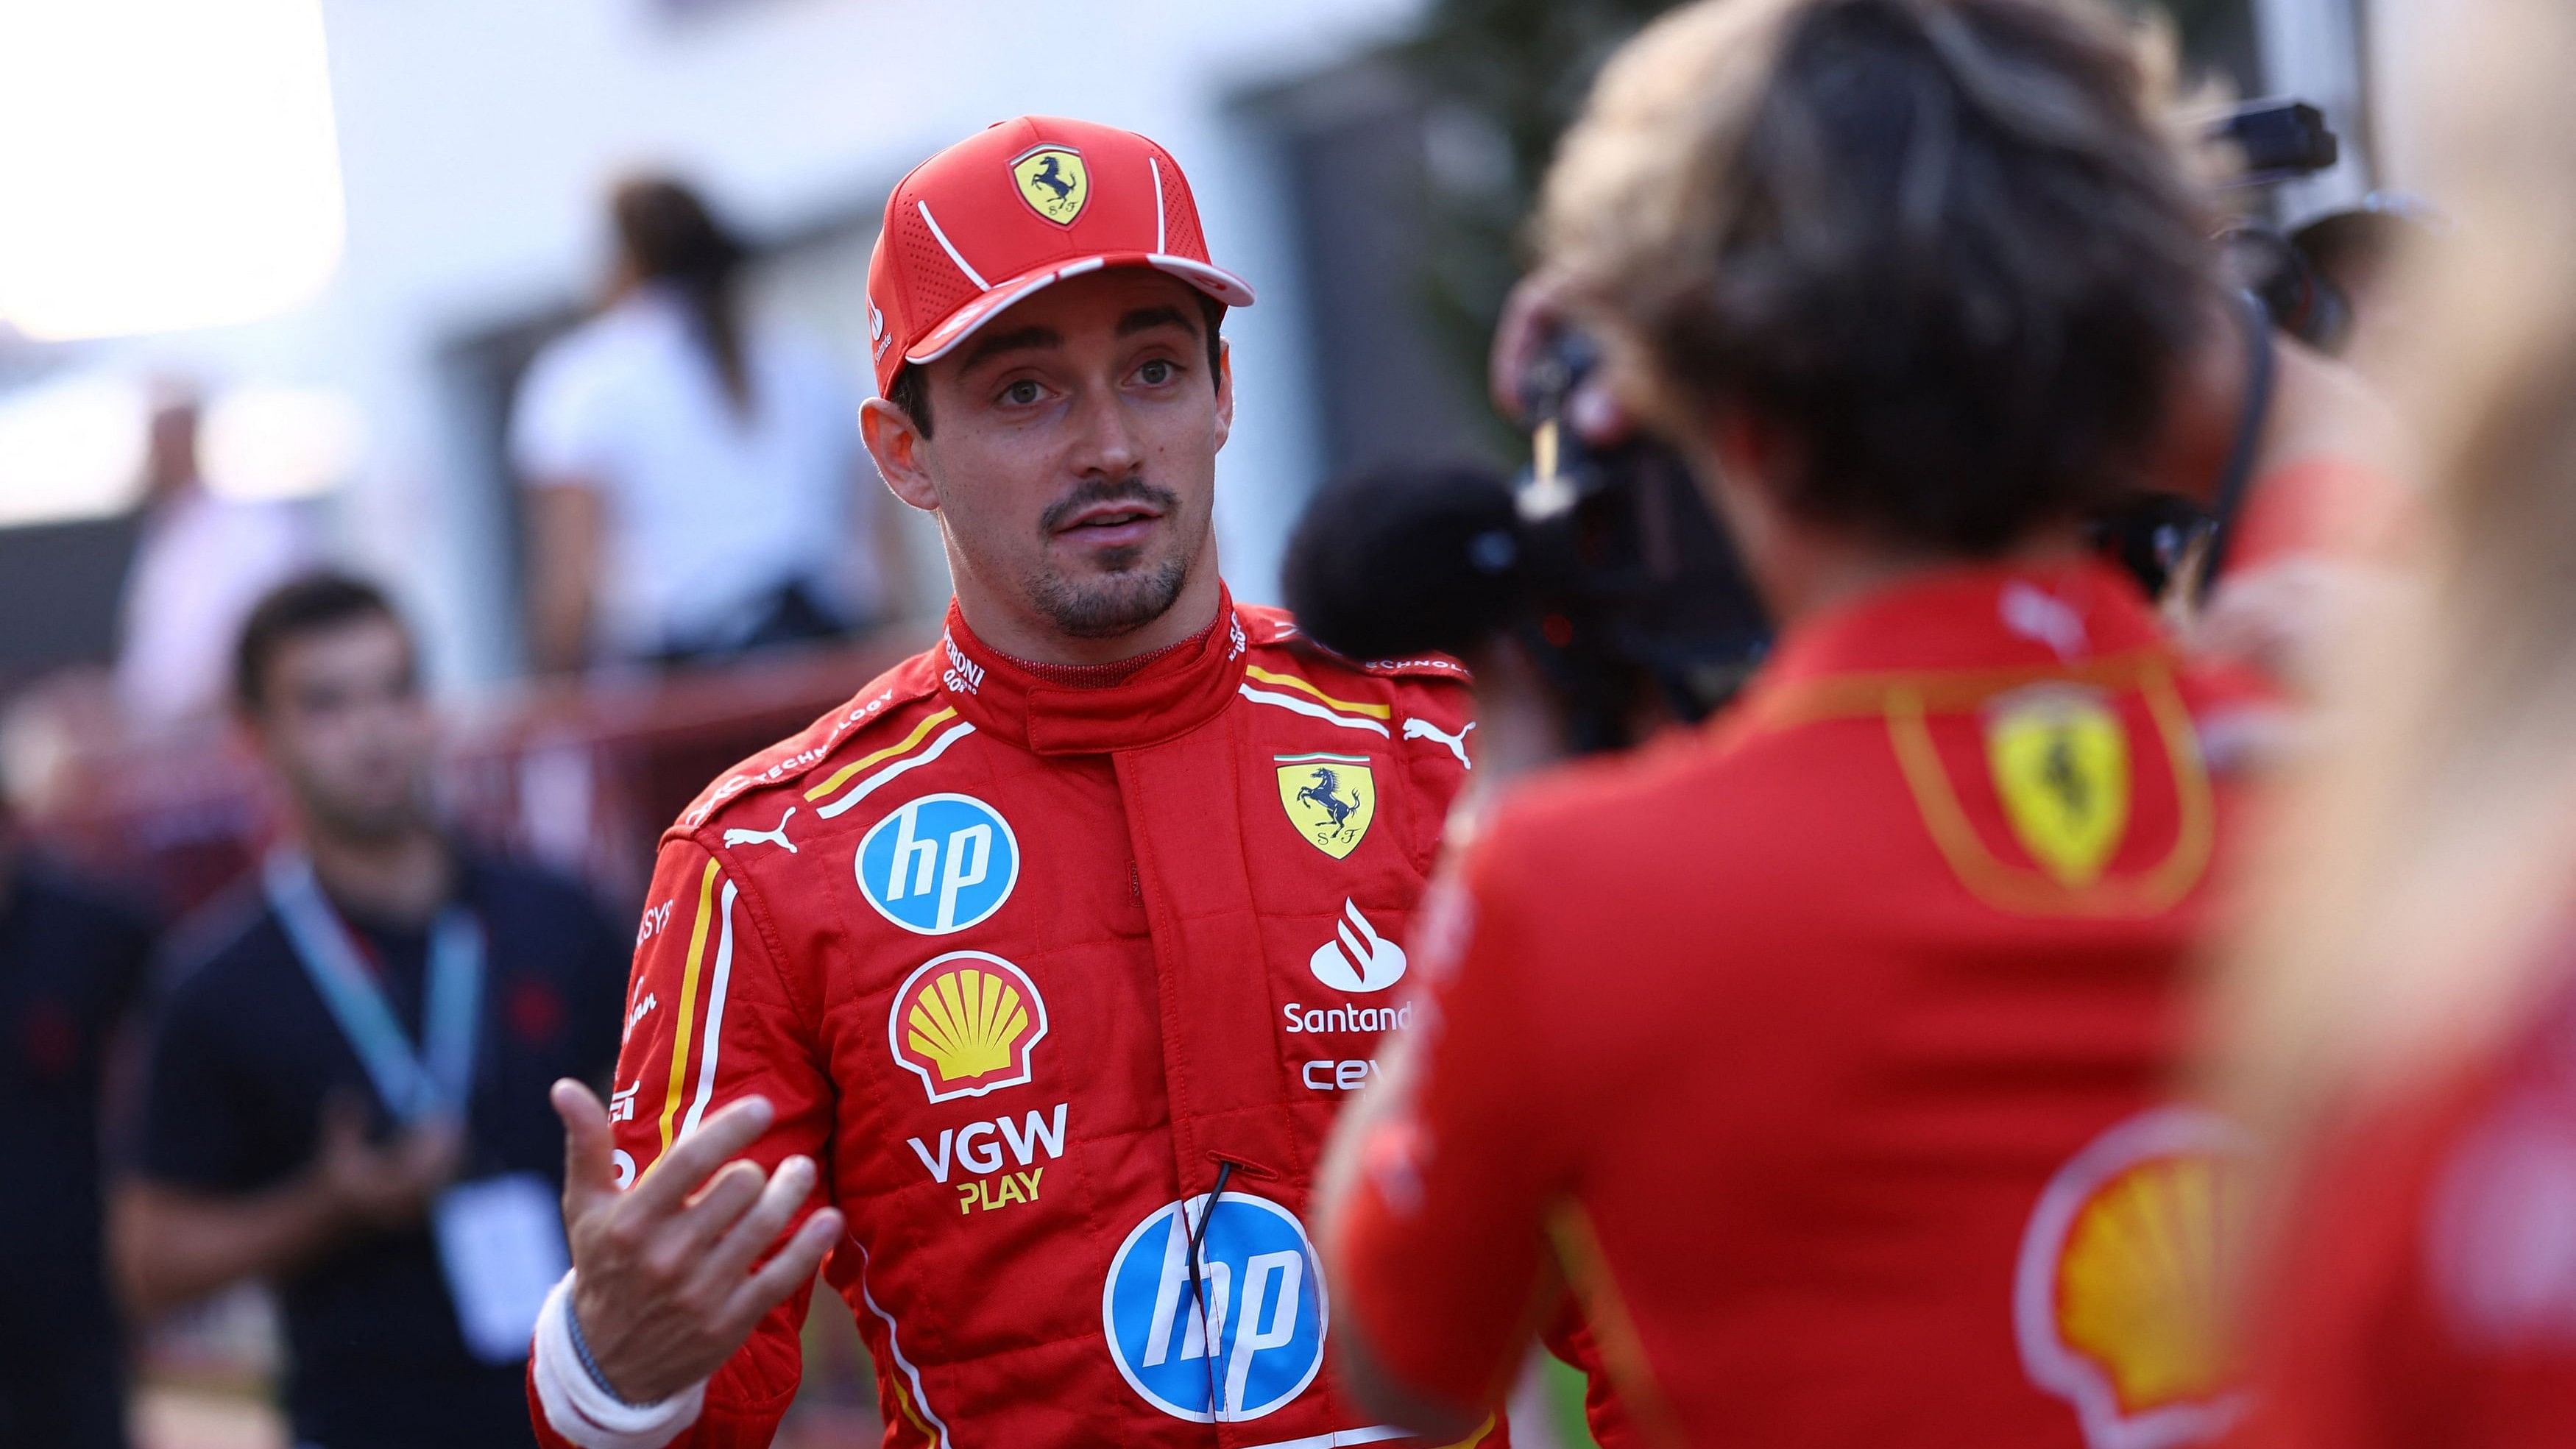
[1276,754,1376,860]
[2014,1107,2253,1449]
[1011,145,1088,226]
[888,951,1049,1103]
[1987,687,2131,886]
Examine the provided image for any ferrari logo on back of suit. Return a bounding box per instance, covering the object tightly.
[1986,688,2130,886]
[1276,754,1376,860]
[1012,146,1089,225]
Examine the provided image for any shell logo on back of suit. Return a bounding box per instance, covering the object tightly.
[2014,1106,2254,1449]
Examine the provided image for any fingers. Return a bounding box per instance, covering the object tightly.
[720,1205,843,1331]
[553,1078,618,1219]
[626,1096,775,1219]
[698,1155,818,1286]
[654,1158,769,1266]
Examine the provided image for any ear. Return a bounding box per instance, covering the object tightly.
[1211,339,1236,453]
[860,397,941,514]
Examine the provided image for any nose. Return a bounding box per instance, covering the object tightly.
[1066,380,1144,481]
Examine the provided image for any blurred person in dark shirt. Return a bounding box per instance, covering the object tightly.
[0,786,157,1449]
[113,574,627,1449]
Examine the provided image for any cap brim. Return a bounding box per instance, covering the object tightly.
[904,252,1256,369]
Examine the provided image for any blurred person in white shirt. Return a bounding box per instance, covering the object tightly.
[512,177,906,673]
[116,389,322,726]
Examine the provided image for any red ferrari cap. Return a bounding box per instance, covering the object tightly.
[864,116,1256,395]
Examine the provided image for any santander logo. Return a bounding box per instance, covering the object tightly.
[1309,900,1407,993]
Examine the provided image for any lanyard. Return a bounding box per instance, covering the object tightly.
[264,850,485,1125]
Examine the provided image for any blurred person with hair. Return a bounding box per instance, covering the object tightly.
[1317,1,2275,1443]
[2145,285,2418,698]
[514,176,908,673]
[2210,3,2576,1442]
[518,118,1581,1449]
[114,573,626,1449]
[0,696,158,1449]
[116,386,322,725]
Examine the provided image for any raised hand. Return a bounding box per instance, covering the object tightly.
[551,1079,842,1404]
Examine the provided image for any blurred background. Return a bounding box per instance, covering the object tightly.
[0,0,2423,1445]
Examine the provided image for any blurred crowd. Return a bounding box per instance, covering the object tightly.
[1,175,907,1449]
[3,0,2574,1447]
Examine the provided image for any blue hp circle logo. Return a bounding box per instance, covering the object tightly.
[855,794,1020,936]
[1102,1191,1326,1423]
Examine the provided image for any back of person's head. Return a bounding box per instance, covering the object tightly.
[1283,464,1524,664]
[234,572,408,718]
[2211,0,2576,1139]
[1540,0,2214,556]
[610,175,755,414]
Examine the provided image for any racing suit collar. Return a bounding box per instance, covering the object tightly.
[1757,555,2168,688]
[935,587,1250,757]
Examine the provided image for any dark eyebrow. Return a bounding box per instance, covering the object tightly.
[958,324,1061,374]
[1117,305,1198,339]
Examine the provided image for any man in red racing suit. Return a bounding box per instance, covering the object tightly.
[525,116,1529,1449]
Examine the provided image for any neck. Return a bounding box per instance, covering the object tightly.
[949,551,1225,667]
[1763,525,2089,628]
[303,823,450,927]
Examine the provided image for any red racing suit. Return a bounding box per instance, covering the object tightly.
[531,589,1504,1448]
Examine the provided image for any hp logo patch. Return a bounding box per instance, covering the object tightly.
[1103,1191,1326,1423]
[856,794,1020,935]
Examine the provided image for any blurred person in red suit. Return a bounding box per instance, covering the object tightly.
[1317,1,2277,1444]
[2212,4,2576,1444]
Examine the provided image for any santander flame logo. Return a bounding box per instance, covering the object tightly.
[1309,900,1406,994]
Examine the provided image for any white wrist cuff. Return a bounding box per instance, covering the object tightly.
[532,1272,707,1449]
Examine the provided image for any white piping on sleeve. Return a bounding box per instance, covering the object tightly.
[917,200,991,290]
[816,720,978,818]
[853,1241,952,1448]
[1239,683,1393,736]
[679,879,738,1138]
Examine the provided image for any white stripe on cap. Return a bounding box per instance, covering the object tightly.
[916,200,990,290]
[1150,155,1167,254]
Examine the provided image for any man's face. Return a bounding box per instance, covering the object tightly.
[873,269,1232,640]
[248,617,434,840]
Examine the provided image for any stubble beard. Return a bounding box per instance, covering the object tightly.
[1022,478,1206,641]
[1025,546,1194,640]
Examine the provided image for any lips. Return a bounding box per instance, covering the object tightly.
[1053,499,1164,536]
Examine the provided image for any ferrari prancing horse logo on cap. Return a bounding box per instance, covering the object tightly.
[1012,146,1089,226]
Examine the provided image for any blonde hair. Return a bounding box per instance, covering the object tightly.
[1536,0,2215,554]
[2210,0,2576,1142]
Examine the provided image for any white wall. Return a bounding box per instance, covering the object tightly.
[73,0,1427,686]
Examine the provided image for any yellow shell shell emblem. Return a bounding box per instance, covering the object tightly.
[1986,688,2131,886]
[888,951,1050,1102]
[1277,754,1376,860]
[1011,145,1089,226]
[2016,1108,2253,1446]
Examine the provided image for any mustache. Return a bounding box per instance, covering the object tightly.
[1038,475,1180,536]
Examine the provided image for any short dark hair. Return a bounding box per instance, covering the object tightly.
[234,573,408,713]
[1543,0,2215,556]
[884,288,1228,439]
